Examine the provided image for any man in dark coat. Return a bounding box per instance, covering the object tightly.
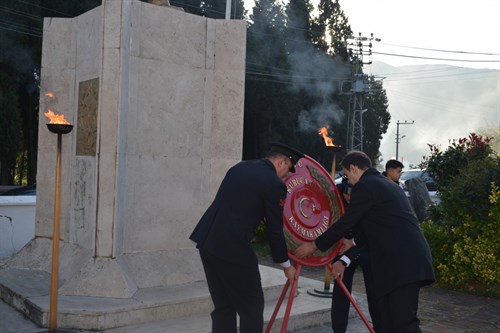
[190,143,304,333]
[295,151,435,333]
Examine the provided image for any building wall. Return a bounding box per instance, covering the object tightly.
[0,197,36,257]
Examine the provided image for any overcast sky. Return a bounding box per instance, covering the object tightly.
[243,0,500,69]
[338,0,500,70]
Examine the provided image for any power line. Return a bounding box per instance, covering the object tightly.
[0,5,42,21]
[246,63,498,88]
[388,87,498,116]
[381,42,500,56]
[0,24,41,37]
[5,2,499,66]
[381,68,498,83]
[373,51,500,63]
[17,0,74,17]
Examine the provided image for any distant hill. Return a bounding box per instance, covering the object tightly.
[368,61,499,167]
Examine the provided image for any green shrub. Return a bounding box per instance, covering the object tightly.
[424,133,493,188]
[420,220,453,266]
[423,183,499,293]
[438,158,500,227]
[421,134,499,296]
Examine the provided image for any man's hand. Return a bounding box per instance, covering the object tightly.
[331,260,346,280]
[284,265,296,280]
[294,242,316,258]
[339,238,354,255]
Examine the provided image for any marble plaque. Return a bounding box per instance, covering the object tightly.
[76,78,99,156]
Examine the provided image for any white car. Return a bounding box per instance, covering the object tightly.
[400,169,440,203]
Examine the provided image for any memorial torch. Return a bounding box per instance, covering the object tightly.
[318,125,342,176]
[317,126,341,294]
[44,93,73,333]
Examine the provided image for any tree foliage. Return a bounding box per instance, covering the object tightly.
[168,0,246,19]
[361,78,390,162]
[244,0,290,158]
[478,125,500,154]
[0,0,43,185]
[39,0,101,17]
[424,133,494,189]
[314,0,351,59]
[421,134,499,294]
[0,72,23,184]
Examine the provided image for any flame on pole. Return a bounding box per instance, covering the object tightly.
[318,126,341,178]
[315,125,342,294]
[44,92,73,333]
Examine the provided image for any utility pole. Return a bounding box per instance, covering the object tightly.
[225,0,231,19]
[343,33,381,152]
[395,120,414,160]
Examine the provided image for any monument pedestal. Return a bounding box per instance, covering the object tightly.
[1,0,247,329]
[0,265,356,331]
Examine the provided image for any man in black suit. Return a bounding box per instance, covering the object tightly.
[295,151,435,333]
[190,143,304,333]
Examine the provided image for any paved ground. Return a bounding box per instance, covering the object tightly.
[264,255,500,333]
[1,254,499,333]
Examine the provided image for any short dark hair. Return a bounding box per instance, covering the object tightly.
[340,151,372,170]
[385,159,404,170]
[266,151,286,160]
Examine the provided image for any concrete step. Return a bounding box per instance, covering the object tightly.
[102,273,350,333]
[0,265,359,332]
[103,294,334,333]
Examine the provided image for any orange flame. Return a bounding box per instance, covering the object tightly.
[43,92,70,125]
[318,126,334,146]
[44,109,70,125]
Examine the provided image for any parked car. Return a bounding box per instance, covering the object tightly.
[0,184,36,196]
[400,170,436,191]
[334,173,343,185]
[400,170,439,203]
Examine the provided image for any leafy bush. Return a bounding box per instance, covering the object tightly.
[438,158,499,227]
[423,133,497,226]
[424,133,493,188]
[421,134,499,295]
[424,183,499,290]
[420,219,453,266]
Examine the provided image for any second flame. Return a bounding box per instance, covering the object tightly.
[318,126,334,146]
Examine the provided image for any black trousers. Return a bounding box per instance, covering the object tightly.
[331,261,356,333]
[199,249,264,333]
[331,249,381,333]
[378,281,422,333]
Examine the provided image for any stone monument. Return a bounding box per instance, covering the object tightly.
[0,0,247,329]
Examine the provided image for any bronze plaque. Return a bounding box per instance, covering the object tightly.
[76,78,99,156]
